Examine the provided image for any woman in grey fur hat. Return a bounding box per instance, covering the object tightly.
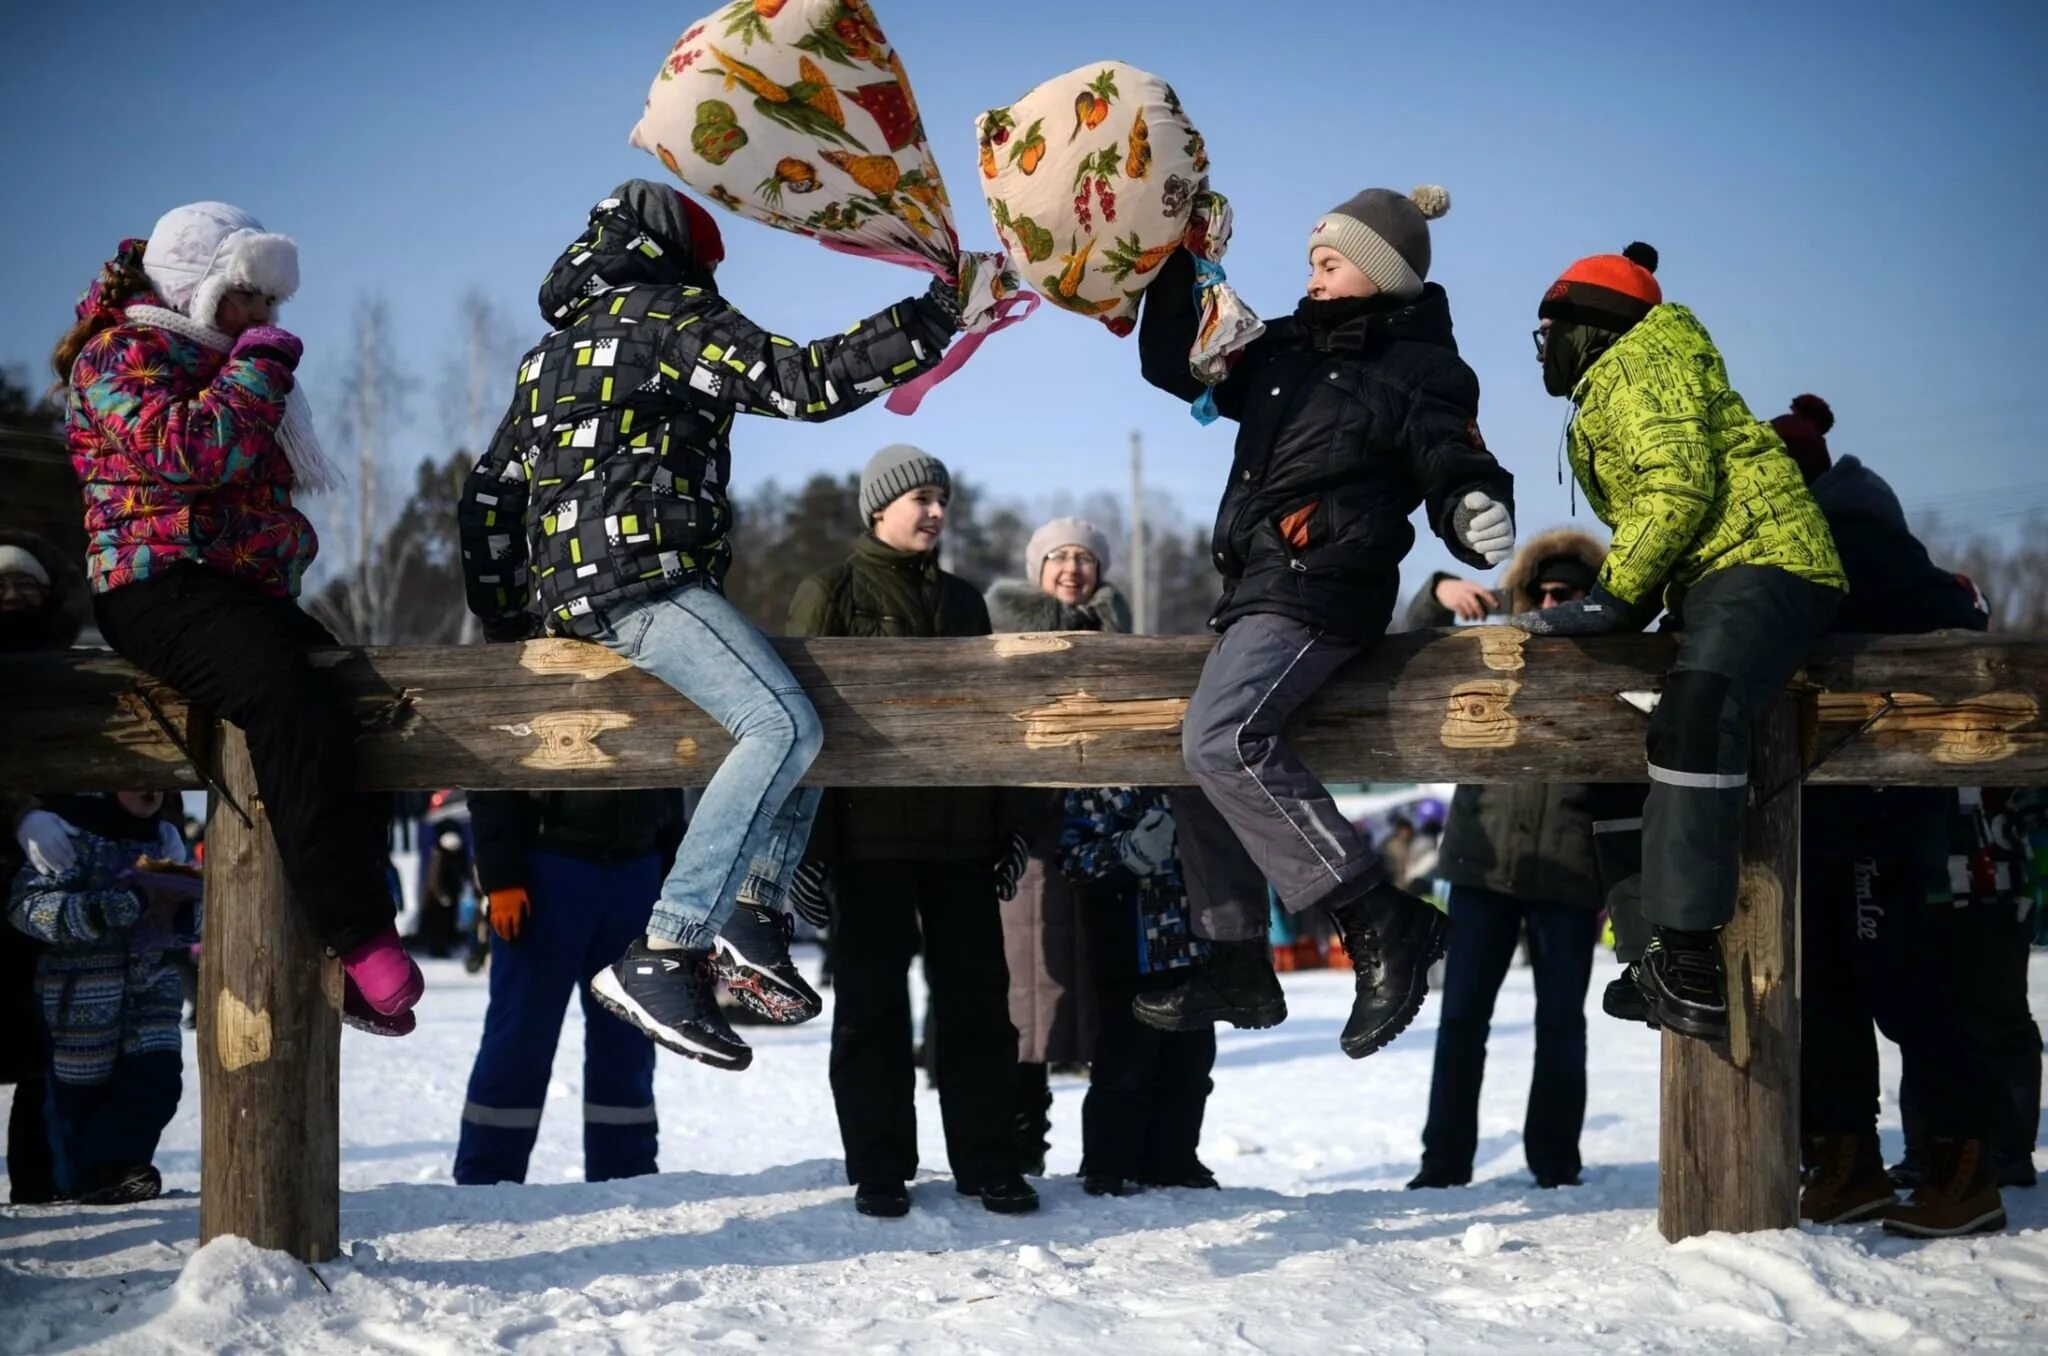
[988,521,1218,1195]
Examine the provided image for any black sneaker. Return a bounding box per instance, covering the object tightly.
[713,904,823,1025]
[78,1164,162,1205]
[958,1173,1041,1214]
[1639,928,1728,1041]
[591,940,753,1070]
[1328,881,1449,1059]
[854,1180,911,1218]
[1602,967,1660,1028]
[1131,938,1288,1033]
[1083,1172,1143,1197]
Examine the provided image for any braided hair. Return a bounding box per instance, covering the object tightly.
[49,239,151,398]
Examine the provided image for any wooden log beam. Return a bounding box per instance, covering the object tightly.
[197,724,342,1262]
[1658,695,1803,1240]
[6,630,2044,792]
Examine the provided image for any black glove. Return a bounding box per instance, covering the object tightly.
[482,613,541,644]
[993,831,1030,903]
[922,274,965,333]
[786,861,832,929]
[1504,584,1655,637]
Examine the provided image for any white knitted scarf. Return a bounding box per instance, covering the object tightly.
[123,304,343,496]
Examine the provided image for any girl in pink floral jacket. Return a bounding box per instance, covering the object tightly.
[54,202,422,1034]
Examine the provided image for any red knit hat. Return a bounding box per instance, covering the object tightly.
[1771,394,1834,483]
[1538,242,1662,331]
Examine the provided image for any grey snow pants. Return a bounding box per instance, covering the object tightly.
[1640,565,1840,934]
[1172,613,1387,942]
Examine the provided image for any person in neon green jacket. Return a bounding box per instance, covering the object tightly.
[1510,242,1845,1045]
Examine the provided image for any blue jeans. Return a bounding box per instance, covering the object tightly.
[456,849,662,1184]
[1419,884,1599,1183]
[593,584,823,950]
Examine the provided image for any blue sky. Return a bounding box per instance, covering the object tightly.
[6,0,2044,604]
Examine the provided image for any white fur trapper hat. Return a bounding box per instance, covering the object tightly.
[142,202,299,330]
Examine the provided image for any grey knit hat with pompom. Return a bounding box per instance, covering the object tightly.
[1307,185,1450,299]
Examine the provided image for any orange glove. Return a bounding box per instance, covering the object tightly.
[487,887,531,942]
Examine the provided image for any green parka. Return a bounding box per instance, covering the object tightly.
[1567,304,1846,609]
[786,532,1013,862]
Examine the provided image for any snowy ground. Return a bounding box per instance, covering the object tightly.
[3,953,2044,1354]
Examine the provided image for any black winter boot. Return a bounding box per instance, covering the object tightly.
[1327,882,1449,1059]
[959,1173,1041,1214]
[1131,939,1287,1033]
[1602,965,1659,1028]
[1639,927,1728,1042]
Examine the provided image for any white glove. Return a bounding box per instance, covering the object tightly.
[1115,807,1178,878]
[1453,490,1515,566]
[154,818,189,865]
[17,810,79,877]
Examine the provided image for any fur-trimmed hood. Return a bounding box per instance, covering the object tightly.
[986,578,1132,635]
[0,528,87,651]
[1499,527,1605,614]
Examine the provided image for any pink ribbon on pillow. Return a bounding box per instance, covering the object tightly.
[819,237,1039,415]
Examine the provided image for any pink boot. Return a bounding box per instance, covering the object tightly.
[340,927,424,1017]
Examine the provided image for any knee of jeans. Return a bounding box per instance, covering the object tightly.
[786,695,824,769]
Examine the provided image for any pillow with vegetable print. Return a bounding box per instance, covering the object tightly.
[632,0,1027,412]
[977,62,1259,389]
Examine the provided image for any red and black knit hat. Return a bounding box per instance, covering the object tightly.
[1538,242,1662,331]
[1771,394,1835,483]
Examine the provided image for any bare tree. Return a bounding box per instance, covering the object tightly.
[439,288,519,455]
[1921,513,2048,633]
[310,297,415,645]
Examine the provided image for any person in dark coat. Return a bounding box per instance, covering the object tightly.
[1,528,89,1203]
[1403,529,1609,1191]
[1776,398,2016,1238]
[1136,185,1516,1061]
[460,182,962,1073]
[454,781,685,1185]
[788,447,1036,1220]
[1057,788,1216,1196]
[985,517,1126,1175]
[8,791,197,1205]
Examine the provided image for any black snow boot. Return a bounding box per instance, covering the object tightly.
[590,940,752,1070]
[1131,939,1287,1033]
[713,903,823,1025]
[1602,965,1659,1028]
[1406,1164,1469,1190]
[1083,1172,1144,1197]
[1638,927,1728,1042]
[959,1173,1041,1215]
[854,1180,911,1218]
[1327,881,1449,1059]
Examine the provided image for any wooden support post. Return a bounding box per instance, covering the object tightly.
[197,723,342,1262]
[1658,695,1802,1240]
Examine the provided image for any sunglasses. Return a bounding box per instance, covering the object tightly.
[1534,583,1584,603]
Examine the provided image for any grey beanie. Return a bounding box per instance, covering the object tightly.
[859,443,950,522]
[1025,516,1111,583]
[1307,185,1450,299]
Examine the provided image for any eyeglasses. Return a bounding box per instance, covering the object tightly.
[1045,548,1098,569]
[1531,327,1549,359]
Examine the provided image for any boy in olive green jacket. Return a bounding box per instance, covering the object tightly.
[1517,242,1845,1043]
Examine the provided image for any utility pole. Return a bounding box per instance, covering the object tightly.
[1129,430,1149,634]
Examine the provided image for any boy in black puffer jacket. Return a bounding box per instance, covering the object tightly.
[1137,185,1515,1059]
[461,182,961,1074]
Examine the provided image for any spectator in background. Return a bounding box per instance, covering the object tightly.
[8,792,198,1204]
[1404,530,1609,1190]
[1,529,88,1203]
[786,447,1036,1220]
[985,518,1128,1178]
[453,779,684,1185]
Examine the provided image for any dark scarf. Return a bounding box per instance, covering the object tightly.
[1543,318,1624,398]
